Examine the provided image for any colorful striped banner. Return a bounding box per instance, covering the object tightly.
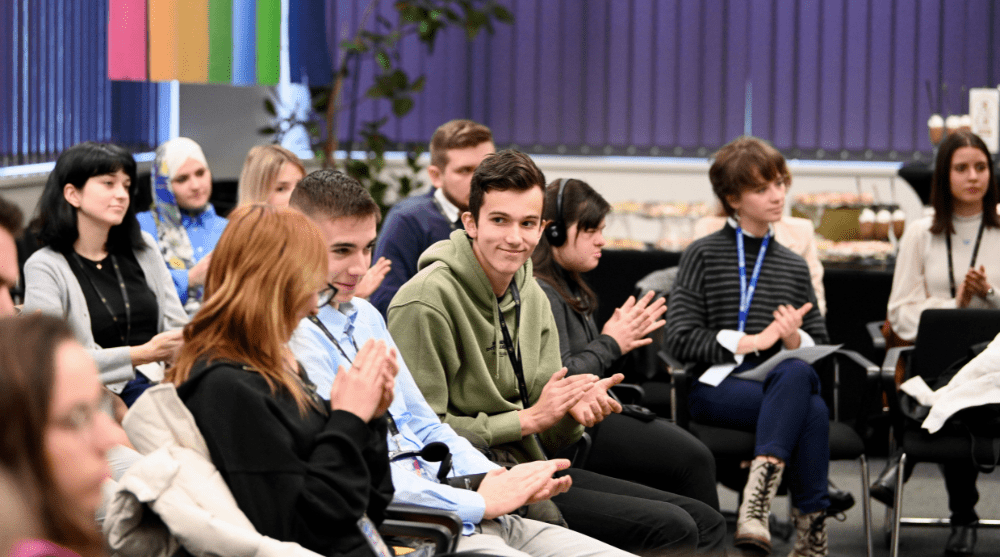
[108,0,293,85]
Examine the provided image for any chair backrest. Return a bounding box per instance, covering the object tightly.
[910,309,1000,384]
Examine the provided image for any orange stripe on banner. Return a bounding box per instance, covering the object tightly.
[148,0,179,81]
[177,0,209,82]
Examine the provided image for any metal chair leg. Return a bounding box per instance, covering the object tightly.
[890,453,906,557]
[859,455,873,556]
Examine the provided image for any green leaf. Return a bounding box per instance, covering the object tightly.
[263,98,276,116]
[367,132,388,154]
[411,75,426,92]
[376,51,391,71]
[366,82,388,99]
[392,97,414,117]
[492,4,514,24]
[339,39,366,53]
[346,160,371,179]
[311,90,330,110]
[258,126,277,135]
[391,69,408,89]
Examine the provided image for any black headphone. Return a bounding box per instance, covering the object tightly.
[544,178,569,246]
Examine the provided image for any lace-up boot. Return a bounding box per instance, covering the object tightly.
[735,457,784,554]
[788,508,828,557]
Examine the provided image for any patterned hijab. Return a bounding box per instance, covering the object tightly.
[150,137,209,314]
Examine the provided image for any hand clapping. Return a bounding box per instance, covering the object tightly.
[328,339,398,422]
[601,290,668,354]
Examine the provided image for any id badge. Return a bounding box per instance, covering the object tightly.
[356,513,392,557]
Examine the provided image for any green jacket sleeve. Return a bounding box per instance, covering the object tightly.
[530,294,585,454]
[388,299,525,448]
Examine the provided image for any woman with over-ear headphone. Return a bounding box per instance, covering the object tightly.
[532,178,721,512]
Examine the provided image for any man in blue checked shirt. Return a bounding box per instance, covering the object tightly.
[288,169,629,557]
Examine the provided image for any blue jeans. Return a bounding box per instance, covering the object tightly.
[689,358,831,513]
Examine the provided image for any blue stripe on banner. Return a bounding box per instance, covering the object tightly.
[289,0,332,85]
[157,82,171,145]
[288,0,301,83]
[232,0,256,85]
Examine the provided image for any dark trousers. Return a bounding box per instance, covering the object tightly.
[584,414,721,510]
[551,467,727,556]
[944,460,980,525]
[689,358,831,513]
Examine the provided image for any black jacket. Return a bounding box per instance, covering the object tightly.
[537,277,623,377]
[177,359,394,556]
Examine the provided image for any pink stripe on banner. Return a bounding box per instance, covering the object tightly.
[108,0,148,81]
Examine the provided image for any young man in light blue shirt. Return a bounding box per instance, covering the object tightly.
[288,169,629,557]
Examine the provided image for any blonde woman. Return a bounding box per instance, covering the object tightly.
[237,145,306,207]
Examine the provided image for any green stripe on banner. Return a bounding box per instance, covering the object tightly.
[256,0,280,85]
[208,0,232,83]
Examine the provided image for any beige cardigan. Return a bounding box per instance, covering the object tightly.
[102,384,321,557]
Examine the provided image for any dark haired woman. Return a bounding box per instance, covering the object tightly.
[883,130,1000,555]
[0,314,122,556]
[888,130,1000,338]
[665,136,831,556]
[166,205,397,556]
[532,178,721,514]
[23,142,187,406]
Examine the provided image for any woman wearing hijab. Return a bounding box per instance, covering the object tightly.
[136,137,228,315]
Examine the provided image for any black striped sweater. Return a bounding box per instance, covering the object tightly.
[664,223,828,368]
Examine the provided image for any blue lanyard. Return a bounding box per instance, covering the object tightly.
[736,226,771,332]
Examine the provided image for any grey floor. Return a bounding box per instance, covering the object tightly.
[717,458,1000,557]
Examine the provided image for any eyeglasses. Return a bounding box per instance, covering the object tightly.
[50,389,116,438]
[318,283,339,309]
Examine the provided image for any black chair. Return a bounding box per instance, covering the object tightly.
[381,504,464,555]
[660,348,877,556]
[880,308,1000,556]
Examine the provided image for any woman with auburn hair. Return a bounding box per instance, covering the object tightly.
[0,314,122,556]
[165,204,398,556]
[24,142,187,406]
[237,145,306,207]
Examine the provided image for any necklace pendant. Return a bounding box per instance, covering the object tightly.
[95,263,103,270]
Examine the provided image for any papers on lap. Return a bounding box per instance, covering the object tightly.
[698,345,842,387]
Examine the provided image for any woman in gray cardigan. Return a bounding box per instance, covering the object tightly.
[23,142,187,405]
[531,178,720,511]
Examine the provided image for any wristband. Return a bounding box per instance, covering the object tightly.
[752,335,760,356]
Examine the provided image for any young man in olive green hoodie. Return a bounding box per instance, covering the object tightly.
[387,149,726,556]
